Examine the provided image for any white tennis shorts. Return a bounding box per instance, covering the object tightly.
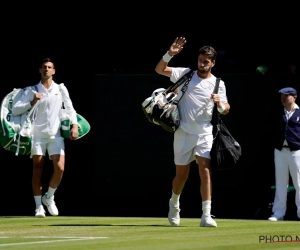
[174,127,213,165]
[31,135,65,159]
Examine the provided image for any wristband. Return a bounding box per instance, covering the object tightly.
[217,104,226,113]
[162,52,173,62]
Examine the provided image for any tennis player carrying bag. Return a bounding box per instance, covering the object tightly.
[210,78,242,169]
[142,69,194,133]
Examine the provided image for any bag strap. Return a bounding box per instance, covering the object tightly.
[213,78,221,94]
[165,69,194,95]
[29,85,40,115]
[165,69,194,105]
[31,85,39,92]
[212,78,222,127]
[177,71,194,103]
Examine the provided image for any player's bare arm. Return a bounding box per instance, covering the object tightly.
[155,37,187,77]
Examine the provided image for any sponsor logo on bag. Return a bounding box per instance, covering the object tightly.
[6,97,13,121]
[61,120,70,126]
[19,141,30,145]
[181,81,189,93]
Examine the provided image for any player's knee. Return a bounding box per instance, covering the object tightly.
[175,170,189,182]
[53,161,64,173]
[33,156,44,170]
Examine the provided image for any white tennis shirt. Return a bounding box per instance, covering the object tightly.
[170,67,228,135]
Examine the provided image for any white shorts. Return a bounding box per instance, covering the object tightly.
[31,136,65,159]
[174,127,213,165]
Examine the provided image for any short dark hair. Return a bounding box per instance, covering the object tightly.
[198,46,217,61]
[41,58,55,68]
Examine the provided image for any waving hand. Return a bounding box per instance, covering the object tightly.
[168,37,187,56]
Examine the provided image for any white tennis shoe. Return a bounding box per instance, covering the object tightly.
[168,199,180,226]
[35,205,46,218]
[42,193,59,216]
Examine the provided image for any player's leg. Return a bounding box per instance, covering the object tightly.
[168,128,194,226]
[195,134,217,227]
[31,138,47,218]
[42,136,65,216]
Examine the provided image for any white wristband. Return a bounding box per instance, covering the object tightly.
[162,52,173,62]
[217,104,226,113]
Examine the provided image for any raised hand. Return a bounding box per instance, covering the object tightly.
[168,37,187,56]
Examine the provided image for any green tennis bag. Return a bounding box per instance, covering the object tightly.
[0,87,39,156]
[60,113,91,139]
[57,83,91,140]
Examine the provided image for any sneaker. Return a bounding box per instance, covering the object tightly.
[35,205,46,218]
[268,215,283,221]
[42,193,59,216]
[200,215,217,227]
[168,199,180,226]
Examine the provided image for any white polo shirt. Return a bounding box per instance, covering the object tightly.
[170,67,228,135]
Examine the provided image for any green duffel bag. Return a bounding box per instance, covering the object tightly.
[60,112,91,140]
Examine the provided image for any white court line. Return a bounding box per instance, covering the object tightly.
[0,236,108,247]
[1,236,107,239]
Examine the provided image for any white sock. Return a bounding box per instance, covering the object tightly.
[46,187,57,198]
[202,200,212,216]
[34,196,42,209]
[170,191,180,206]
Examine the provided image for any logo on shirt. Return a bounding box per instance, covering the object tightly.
[297,117,299,121]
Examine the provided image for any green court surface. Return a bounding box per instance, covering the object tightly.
[0,216,300,249]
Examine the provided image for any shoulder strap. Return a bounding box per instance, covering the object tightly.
[31,85,39,92]
[213,78,221,94]
[177,71,195,103]
[165,69,194,94]
[212,78,222,125]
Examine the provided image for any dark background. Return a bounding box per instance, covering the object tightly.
[1,7,299,220]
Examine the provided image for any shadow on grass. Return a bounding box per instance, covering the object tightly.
[22,224,191,227]
[45,224,187,227]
